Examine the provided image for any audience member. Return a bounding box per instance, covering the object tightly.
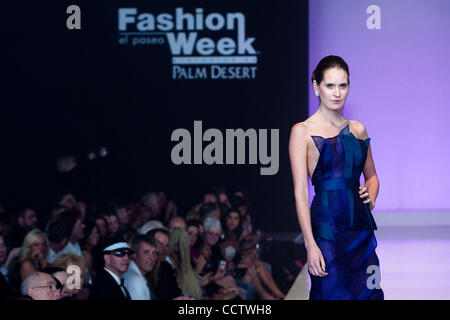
[169,228,203,300]
[169,216,186,230]
[9,208,38,249]
[141,192,162,220]
[123,235,157,300]
[51,253,88,299]
[106,213,120,237]
[20,272,61,300]
[94,215,109,238]
[113,203,132,234]
[57,210,85,258]
[0,232,14,299]
[19,229,48,280]
[80,220,100,281]
[186,219,204,271]
[46,218,72,264]
[147,228,183,300]
[88,236,133,300]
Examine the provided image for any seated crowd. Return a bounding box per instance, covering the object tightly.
[0,188,302,300]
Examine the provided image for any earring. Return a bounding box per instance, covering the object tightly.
[315,91,320,97]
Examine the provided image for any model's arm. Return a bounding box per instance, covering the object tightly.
[288,123,315,250]
[362,145,379,210]
[289,123,328,277]
[355,121,380,210]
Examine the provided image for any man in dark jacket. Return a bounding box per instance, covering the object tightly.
[88,236,134,300]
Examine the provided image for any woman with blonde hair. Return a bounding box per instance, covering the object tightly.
[20,229,48,280]
[51,253,89,299]
[169,227,203,300]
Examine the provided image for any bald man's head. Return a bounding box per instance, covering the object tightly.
[21,272,61,300]
[169,217,186,229]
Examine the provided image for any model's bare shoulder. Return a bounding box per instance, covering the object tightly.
[290,122,310,147]
[349,120,369,139]
[291,121,308,136]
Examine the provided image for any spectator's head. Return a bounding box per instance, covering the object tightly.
[186,219,202,247]
[138,220,167,235]
[16,208,38,230]
[51,270,75,299]
[221,208,243,237]
[157,192,167,208]
[131,235,158,275]
[52,253,87,288]
[21,272,61,300]
[47,218,71,252]
[53,253,86,273]
[20,229,48,262]
[230,193,249,217]
[94,215,109,238]
[107,213,120,236]
[141,192,162,217]
[114,203,130,227]
[169,227,203,300]
[203,217,222,247]
[202,193,217,204]
[211,186,228,204]
[131,204,152,228]
[169,216,186,230]
[82,220,100,250]
[169,228,190,261]
[199,202,219,221]
[101,236,134,277]
[76,201,87,221]
[0,232,7,266]
[58,193,77,209]
[148,228,170,261]
[58,210,84,243]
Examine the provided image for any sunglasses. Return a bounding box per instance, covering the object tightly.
[106,250,134,258]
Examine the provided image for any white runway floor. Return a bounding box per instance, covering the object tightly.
[284,211,450,300]
[375,225,450,299]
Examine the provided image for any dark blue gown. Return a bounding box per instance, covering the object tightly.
[308,124,384,300]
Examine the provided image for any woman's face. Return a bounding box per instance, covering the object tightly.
[30,236,46,260]
[95,218,108,237]
[315,67,349,111]
[88,226,100,247]
[226,211,240,231]
[187,225,199,246]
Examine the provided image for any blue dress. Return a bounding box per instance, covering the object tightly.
[308,124,384,300]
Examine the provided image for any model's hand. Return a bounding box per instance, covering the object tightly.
[359,186,374,210]
[307,245,328,277]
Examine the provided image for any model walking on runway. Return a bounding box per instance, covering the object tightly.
[289,55,384,299]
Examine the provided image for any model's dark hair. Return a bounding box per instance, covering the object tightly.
[312,55,350,85]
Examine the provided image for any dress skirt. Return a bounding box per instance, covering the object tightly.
[309,225,384,300]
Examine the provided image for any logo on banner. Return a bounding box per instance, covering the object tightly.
[117,7,259,80]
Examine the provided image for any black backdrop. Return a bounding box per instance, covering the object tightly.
[0,0,308,232]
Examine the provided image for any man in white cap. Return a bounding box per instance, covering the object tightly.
[88,236,134,300]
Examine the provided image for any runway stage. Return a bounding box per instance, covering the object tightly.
[284,211,450,300]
